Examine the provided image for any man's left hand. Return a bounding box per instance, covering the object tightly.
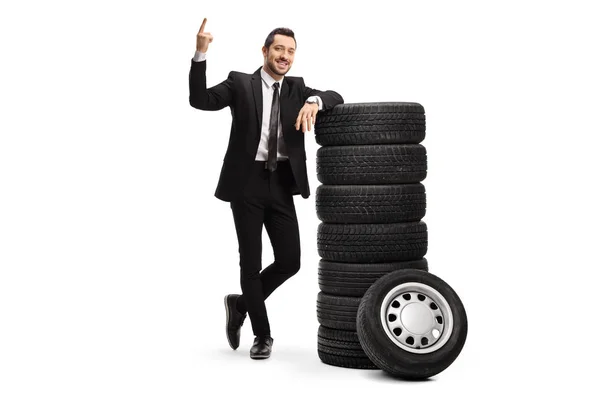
[295,103,319,133]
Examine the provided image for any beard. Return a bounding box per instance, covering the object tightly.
[267,58,290,76]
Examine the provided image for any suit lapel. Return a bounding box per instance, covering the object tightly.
[251,67,263,129]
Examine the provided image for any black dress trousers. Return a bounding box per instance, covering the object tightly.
[229,159,301,337]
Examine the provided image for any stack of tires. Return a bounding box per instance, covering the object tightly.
[313,102,467,379]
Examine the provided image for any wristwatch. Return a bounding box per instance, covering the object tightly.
[306,98,318,105]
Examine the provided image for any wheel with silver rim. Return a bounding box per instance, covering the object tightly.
[357,269,467,380]
[380,282,452,354]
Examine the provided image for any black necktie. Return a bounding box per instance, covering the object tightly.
[267,82,280,172]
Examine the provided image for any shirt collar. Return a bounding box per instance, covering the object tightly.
[260,67,284,90]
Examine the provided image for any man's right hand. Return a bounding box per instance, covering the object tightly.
[196,18,213,53]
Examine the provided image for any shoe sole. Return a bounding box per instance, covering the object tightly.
[224,295,236,350]
[250,354,271,360]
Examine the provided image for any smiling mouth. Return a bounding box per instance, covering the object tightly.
[277,60,288,67]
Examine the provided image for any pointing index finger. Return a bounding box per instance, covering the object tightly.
[199,18,207,33]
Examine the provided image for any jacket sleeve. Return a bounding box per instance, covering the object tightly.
[301,78,344,111]
[189,59,234,111]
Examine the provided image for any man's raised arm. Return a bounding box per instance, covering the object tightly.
[189,18,234,111]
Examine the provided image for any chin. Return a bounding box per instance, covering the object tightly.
[270,63,290,75]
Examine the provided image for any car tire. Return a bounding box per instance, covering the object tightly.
[314,102,425,146]
[315,183,426,224]
[316,144,427,185]
[318,258,429,297]
[357,269,468,380]
[317,221,428,263]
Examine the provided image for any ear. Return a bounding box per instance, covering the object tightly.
[262,46,267,57]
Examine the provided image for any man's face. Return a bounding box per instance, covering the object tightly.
[263,34,296,77]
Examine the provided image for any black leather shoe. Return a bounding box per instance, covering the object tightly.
[250,335,273,359]
[224,294,246,350]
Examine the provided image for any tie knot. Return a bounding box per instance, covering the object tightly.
[273,82,280,90]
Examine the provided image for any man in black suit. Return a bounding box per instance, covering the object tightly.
[189,18,344,359]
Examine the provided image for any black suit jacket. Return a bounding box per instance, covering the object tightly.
[189,59,344,202]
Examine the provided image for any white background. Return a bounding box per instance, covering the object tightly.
[1,0,599,398]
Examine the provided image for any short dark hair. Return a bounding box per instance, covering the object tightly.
[264,28,296,50]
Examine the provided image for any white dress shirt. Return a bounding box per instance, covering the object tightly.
[192,51,323,161]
